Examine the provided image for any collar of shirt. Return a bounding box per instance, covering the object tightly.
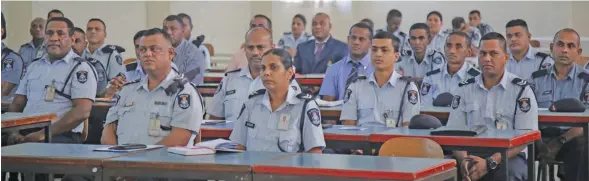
[368,70,402,87]
[443,62,469,79]
[27,40,46,49]
[1,42,6,50]
[41,49,77,65]
[408,53,433,65]
[549,65,579,80]
[315,35,331,45]
[84,43,108,57]
[134,59,145,75]
[475,70,513,90]
[175,39,188,55]
[509,45,536,62]
[137,70,178,92]
[261,86,301,112]
[239,66,255,80]
[346,53,371,67]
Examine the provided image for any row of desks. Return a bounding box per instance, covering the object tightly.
[1,143,457,181]
[204,73,325,86]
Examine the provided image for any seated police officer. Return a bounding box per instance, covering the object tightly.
[396,23,445,79]
[2,13,24,96]
[229,48,325,153]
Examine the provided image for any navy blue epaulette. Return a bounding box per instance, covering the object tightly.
[283,32,292,35]
[400,76,418,82]
[73,57,87,63]
[357,75,367,80]
[20,43,30,48]
[101,45,126,54]
[425,68,441,77]
[398,31,407,38]
[125,62,138,71]
[511,78,529,87]
[535,52,549,59]
[123,79,141,86]
[403,49,413,57]
[224,68,241,76]
[296,92,314,100]
[531,69,548,79]
[467,68,480,77]
[459,78,475,87]
[577,72,589,81]
[249,89,266,99]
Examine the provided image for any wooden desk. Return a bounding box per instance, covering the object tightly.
[323,125,391,154]
[319,106,452,121]
[253,153,457,181]
[208,67,226,73]
[200,120,234,139]
[2,112,56,143]
[204,72,224,84]
[197,83,220,97]
[102,149,296,181]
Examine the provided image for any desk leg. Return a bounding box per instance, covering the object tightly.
[44,125,51,143]
[584,123,588,181]
[503,150,509,181]
[528,143,535,181]
[23,173,34,181]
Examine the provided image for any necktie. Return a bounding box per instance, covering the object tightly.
[315,42,324,62]
[345,61,361,90]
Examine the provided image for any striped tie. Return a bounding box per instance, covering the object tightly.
[345,61,361,90]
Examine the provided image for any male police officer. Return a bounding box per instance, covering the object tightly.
[468,10,494,36]
[72,27,87,56]
[319,23,373,101]
[530,28,588,181]
[18,17,46,68]
[101,28,202,146]
[83,18,124,97]
[178,13,211,70]
[8,17,97,143]
[377,9,411,56]
[506,19,554,79]
[449,32,537,181]
[163,15,206,85]
[421,31,480,106]
[2,13,24,96]
[340,31,420,127]
[396,23,446,79]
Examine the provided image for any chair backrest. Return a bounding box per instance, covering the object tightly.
[530,40,541,48]
[123,58,137,65]
[204,44,214,57]
[378,137,444,158]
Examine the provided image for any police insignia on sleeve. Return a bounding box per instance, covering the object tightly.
[407,90,418,105]
[307,108,321,127]
[451,95,461,109]
[583,91,589,103]
[541,62,552,69]
[344,89,352,103]
[216,81,223,94]
[113,94,120,106]
[116,55,123,65]
[432,57,442,64]
[421,83,430,95]
[518,98,531,113]
[3,59,13,71]
[178,94,191,109]
[76,71,88,83]
[278,39,284,46]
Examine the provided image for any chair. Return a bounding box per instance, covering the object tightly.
[378,137,444,158]
[204,44,214,57]
[123,58,136,65]
[531,40,541,48]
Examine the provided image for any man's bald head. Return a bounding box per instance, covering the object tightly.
[245,27,273,43]
[30,17,46,39]
[245,27,275,71]
[553,28,581,45]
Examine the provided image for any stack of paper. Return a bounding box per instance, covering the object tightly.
[168,139,242,156]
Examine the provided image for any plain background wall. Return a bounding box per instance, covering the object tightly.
[2,1,589,59]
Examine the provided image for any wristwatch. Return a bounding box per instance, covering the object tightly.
[486,157,498,170]
[558,136,567,144]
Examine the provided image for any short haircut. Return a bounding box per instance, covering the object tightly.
[164,15,184,27]
[360,18,374,30]
[252,14,272,29]
[469,10,481,17]
[262,48,294,70]
[47,9,64,18]
[552,28,581,45]
[349,22,374,39]
[451,17,466,30]
[386,9,402,22]
[480,32,507,53]
[505,19,529,32]
[244,26,273,43]
[177,13,193,29]
[293,14,307,26]
[133,29,146,45]
[373,31,401,53]
[73,27,85,35]
[446,31,472,48]
[1,12,6,40]
[88,18,107,33]
[427,11,443,22]
[409,23,431,38]
[46,17,75,36]
[142,28,173,46]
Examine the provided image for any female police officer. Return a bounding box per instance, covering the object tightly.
[229,48,325,153]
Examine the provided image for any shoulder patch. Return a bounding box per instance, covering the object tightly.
[407,90,418,105]
[403,49,413,57]
[306,108,321,127]
[177,94,191,109]
[421,83,431,95]
[531,69,549,79]
[249,89,266,99]
[215,81,223,94]
[76,71,88,83]
[459,78,475,87]
[3,59,14,71]
[115,55,123,65]
[451,95,461,109]
[425,69,441,77]
[278,39,285,46]
[511,78,528,87]
[224,68,241,76]
[296,92,314,100]
[518,97,531,113]
[467,68,480,77]
[125,62,138,71]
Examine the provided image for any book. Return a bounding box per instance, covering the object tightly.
[430,125,488,137]
[167,139,243,156]
[93,144,163,152]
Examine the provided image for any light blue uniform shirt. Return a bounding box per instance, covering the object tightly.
[16,50,97,133]
[229,87,326,152]
[428,30,451,54]
[507,45,554,80]
[18,40,46,67]
[476,23,494,36]
[421,62,480,106]
[82,43,125,80]
[278,32,314,50]
[319,53,373,100]
[173,39,207,85]
[105,70,203,145]
[529,65,589,108]
[188,38,211,70]
[340,71,420,127]
[396,48,446,78]
[468,27,482,48]
[124,59,178,81]
[2,43,24,88]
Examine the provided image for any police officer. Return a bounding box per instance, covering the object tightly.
[396,23,446,79]
[1,13,24,96]
[101,28,202,146]
[178,13,211,70]
[163,15,206,85]
[319,23,373,101]
[426,11,450,54]
[278,14,314,54]
[506,19,554,79]
[421,31,479,106]
[340,31,420,127]
[229,48,325,153]
[530,28,588,181]
[47,9,64,19]
[377,9,411,56]
[448,32,538,181]
[71,27,87,56]
[468,10,494,36]
[8,17,98,143]
[18,17,46,68]
[83,18,125,97]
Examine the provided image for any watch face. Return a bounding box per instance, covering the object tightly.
[487,158,498,169]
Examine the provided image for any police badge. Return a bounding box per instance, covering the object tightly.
[421,83,430,95]
[116,55,123,65]
[451,95,461,109]
[307,108,321,127]
[344,89,352,103]
[3,59,13,71]
[76,71,88,83]
[407,90,418,105]
[178,94,191,109]
[518,98,531,113]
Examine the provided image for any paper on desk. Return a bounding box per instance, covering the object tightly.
[338,126,367,131]
[315,98,344,107]
[93,145,163,152]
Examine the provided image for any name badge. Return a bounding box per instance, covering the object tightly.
[44,82,56,102]
[245,122,255,128]
[386,119,397,128]
[542,90,552,95]
[495,120,508,130]
[154,101,167,105]
[148,112,160,136]
[226,90,236,95]
[124,102,135,107]
[277,114,290,131]
[383,110,396,128]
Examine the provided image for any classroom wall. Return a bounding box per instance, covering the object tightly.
[2,1,589,58]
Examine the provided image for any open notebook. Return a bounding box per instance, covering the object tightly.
[168,139,242,155]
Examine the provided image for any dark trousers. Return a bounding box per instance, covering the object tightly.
[540,127,587,181]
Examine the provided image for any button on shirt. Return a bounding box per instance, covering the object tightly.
[278,32,314,50]
[396,49,446,78]
[421,63,479,106]
[18,40,46,67]
[507,46,554,80]
[229,86,326,152]
[530,65,589,108]
[2,43,24,88]
[447,71,538,131]
[340,71,420,127]
[173,39,207,85]
[105,70,203,145]
[319,54,373,100]
[16,50,97,133]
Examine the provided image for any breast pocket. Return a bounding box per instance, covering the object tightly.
[278,128,301,152]
[224,94,241,119]
[358,104,375,122]
[116,106,135,136]
[25,71,44,101]
[464,102,480,125]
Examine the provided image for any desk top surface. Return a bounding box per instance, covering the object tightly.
[1,143,127,165]
[1,112,56,128]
